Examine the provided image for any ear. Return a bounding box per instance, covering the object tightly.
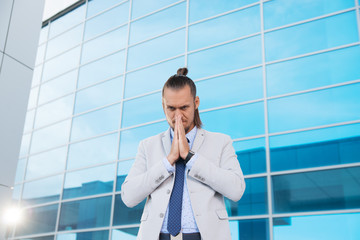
[195,96,200,109]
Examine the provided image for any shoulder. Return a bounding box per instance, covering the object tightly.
[200,128,232,142]
[140,131,167,146]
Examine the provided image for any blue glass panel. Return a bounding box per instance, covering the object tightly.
[266,45,360,97]
[35,44,46,65]
[189,5,260,51]
[124,56,184,98]
[34,95,74,128]
[58,196,112,230]
[38,70,78,105]
[119,121,168,159]
[14,158,26,183]
[264,0,354,30]
[233,138,266,175]
[27,86,39,109]
[71,104,121,141]
[127,29,185,71]
[200,102,265,139]
[225,177,268,217]
[46,24,83,60]
[131,0,178,19]
[189,0,258,23]
[197,67,263,110]
[112,228,138,240]
[58,231,108,240]
[74,77,123,114]
[39,26,49,45]
[22,175,63,205]
[19,133,31,157]
[26,146,67,180]
[82,26,127,64]
[268,83,360,133]
[113,194,145,225]
[188,36,262,80]
[12,184,21,202]
[67,133,118,170]
[130,2,186,45]
[273,213,360,240]
[116,159,134,191]
[30,120,71,154]
[230,219,269,240]
[78,50,125,88]
[24,109,35,132]
[63,163,115,199]
[32,65,43,87]
[87,0,123,18]
[84,2,129,40]
[42,47,81,81]
[49,4,85,38]
[15,204,58,236]
[265,11,359,62]
[270,123,360,172]
[272,167,360,213]
[122,92,163,128]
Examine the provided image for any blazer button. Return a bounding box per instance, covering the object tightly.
[160,213,164,218]
[167,189,171,194]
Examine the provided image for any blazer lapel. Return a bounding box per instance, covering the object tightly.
[192,128,205,152]
[162,128,171,157]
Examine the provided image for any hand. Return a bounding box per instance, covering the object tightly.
[167,115,189,165]
[167,115,180,165]
[177,115,189,159]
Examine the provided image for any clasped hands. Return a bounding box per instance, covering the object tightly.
[167,115,190,166]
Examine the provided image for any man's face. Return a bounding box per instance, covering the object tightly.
[162,85,200,134]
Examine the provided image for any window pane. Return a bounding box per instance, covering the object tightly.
[38,70,77,105]
[71,104,121,141]
[15,204,58,237]
[14,158,26,184]
[74,77,123,114]
[119,121,168,159]
[46,24,83,60]
[84,2,129,40]
[24,109,35,132]
[189,5,260,51]
[270,123,360,172]
[82,25,127,64]
[27,86,39,109]
[78,50,125,88]
[273,213,360,240]
[13,184,21,202]
[230,219,269,240]
[264,0,355,30]
[272,167,360,213]
[63,163,115,199]
[116,159,134,191]
[32,65,43,87]
[233,138,266,175]
[113,194,145,225]
[19,134,31,157]
[58,196,112,231]
[39,26,49,44]
[265,11,359,62]
[124,56,184,98]
[67,133,118,170]
[131,0,178,19]
[266,45,360,97]
[49,5,85,38]
[200,102,265,139]
[188,36,262,80]
[112,228,138,240]
[30,120,71,154]
[130,2,186,45]
[34,95,74,129]
[225,177,268,217]
[42,47,81,82]
[127,29,185,71]
[268,83,360,133]
[122,92,163,128]
[197,67,263,110]
[22,175,63,205]
[35,44,46,65]
[58,231,108,240]
[26,146,67,180]
[189,0,258,23]
[87,0,122,18]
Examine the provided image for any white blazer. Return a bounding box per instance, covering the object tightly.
[121,128,246,240]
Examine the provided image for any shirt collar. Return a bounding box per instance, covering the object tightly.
[170,126,197,149]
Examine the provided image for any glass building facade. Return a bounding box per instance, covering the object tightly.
[10,0,360,239]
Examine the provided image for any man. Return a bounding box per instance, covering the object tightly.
[121,68,245,240]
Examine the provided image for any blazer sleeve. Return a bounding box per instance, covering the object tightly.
[121,140,172,208]
[188,135,246,202]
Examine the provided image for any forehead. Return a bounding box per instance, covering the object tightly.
[163,86,193,106]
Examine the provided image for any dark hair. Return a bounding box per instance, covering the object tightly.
[162,67,202,128]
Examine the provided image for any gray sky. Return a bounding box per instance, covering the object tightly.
[43,0,78,21]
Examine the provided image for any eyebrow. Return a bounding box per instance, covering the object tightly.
[166,104,190,109]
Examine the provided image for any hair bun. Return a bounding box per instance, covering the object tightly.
[177,67,188,76]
